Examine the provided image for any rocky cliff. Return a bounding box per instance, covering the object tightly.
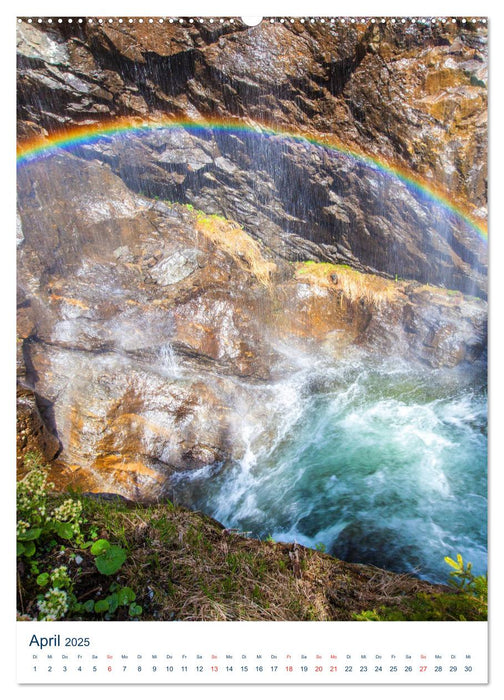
[16,17,487,500]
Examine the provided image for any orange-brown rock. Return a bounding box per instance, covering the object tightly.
[16,387,60,469]
[16,150,486,497]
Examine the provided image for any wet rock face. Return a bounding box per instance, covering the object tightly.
[16,152,278,493]
[17,20,487,296]
[16,388,60,467]
[17,152,486,496]
[16,19,488,497]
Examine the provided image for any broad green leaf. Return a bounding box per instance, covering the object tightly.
[55,522,74,539]
[128,603,142,616]
[94,599,109,613]
[94,545,126,575]
[117,587,136,605]
[24,541,36,557]
[17,528,42,541]
[106,593,119,614]
[36,573,50,587]
[90,539,110,556]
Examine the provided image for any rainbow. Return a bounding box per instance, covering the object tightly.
[16,116,487,242]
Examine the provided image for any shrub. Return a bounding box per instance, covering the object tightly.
[16,453,139,620]
[353,553,487,622]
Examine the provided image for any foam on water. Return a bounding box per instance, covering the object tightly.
[170,359,487,583]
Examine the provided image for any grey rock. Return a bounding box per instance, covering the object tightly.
[17,23,68,65]
[150,249,201,286]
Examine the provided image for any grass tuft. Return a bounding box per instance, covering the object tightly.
[193,210,276,287]
[295,261,398,308]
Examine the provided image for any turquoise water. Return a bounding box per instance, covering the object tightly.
[170,359,487,584]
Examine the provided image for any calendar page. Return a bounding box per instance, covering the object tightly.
[15,4,489,687]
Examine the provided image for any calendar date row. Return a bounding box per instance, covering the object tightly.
[32,663,474,674]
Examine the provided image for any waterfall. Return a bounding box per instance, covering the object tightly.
[158,343,181,379]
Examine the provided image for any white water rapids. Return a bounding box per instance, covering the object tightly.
[169,355,487,584]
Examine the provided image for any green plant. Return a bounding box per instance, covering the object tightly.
[23,450,44,469]
[17,453,86,559]
[353,553,487,622]
[444,553,487,616]
[86,583,142,618]
[353,609,382,621]
[90,539,127,575]
[17,453,139,621]
[35,566,74,620]
[444,553,484,592]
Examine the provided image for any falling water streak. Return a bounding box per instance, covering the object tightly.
[157,342,182,379]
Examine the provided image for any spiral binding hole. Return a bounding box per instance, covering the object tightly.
[17,17,488,27]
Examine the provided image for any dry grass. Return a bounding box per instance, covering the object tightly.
[295,261,398,308]
[409,283,466,306]
[194,212,276,287]
[18,491,480,622]
[70,498,452,622]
